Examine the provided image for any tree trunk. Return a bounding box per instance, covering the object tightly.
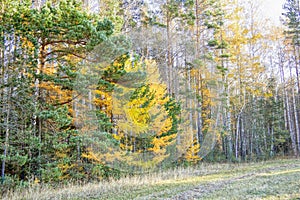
[269,123,274,157]
[289,62,300,154]
[1,77,11,184]
[1,91,11,184]
[235,114,240,160]
[279,51,298,156]
[1,32,11,183]
[166,0,173,95]
[240,115,246,161]
[225,76,233,160]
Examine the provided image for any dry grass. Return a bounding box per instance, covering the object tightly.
[2,158,300,200]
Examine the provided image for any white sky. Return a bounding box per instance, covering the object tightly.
[261,0,285,25]
[144,0,286,25]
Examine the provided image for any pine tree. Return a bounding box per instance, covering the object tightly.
[0,0,115,184]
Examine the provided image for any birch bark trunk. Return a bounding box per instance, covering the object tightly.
[279,50,298,156]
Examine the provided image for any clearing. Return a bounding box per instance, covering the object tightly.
[3,158,300,200]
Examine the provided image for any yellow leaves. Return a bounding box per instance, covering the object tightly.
[150,83,167,104]
[82,147,125,166]
[115,57,171,136]
[242,29,249,35]
[185,141,201,163]
[120,142,133,151]
[94,90,112,113]
[252,33,263,41]
[57,163,75,174]
[113,60,123,68]
[126,98,151,130]
[157,117,172,136]
[264,92,273,98]
[149,138,167,154]
[34,177,40,184]
[39,82,60,93]
[21,38,35,50]
[149,134,176,154]
[82,151,103,164]
[44,66,58,74]
[227,73,235,79]
[112,133,121,140]
[55,151,67,159]
[253,89,262,96]
[124,56,142,72]
[126,108,150,129]
[87,55,178,170]
[38,81,73,106]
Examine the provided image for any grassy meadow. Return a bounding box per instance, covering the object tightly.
[3,158,300,200]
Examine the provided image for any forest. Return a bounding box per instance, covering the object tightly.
[0,0,299,190]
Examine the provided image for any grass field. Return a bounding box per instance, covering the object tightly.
[3,158,300,200]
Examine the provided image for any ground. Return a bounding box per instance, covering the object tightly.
[3,158,300,199]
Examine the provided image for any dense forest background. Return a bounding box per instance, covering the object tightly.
[0,0,299,189]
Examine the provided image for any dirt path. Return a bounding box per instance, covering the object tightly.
[136,162,300,200]
[168,173,256,200]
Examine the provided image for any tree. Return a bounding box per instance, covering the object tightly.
[0,0,115,184]
[81,55,181,173]
[282,0,300,154]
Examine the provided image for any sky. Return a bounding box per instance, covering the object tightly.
[262,0,285,25]
[144,0,286,25]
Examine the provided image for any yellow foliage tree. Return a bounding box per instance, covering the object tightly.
[82,56,179,173]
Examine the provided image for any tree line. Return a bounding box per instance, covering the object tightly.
[0,0,299,190]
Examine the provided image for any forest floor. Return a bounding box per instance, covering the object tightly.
[3,158,300,200]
